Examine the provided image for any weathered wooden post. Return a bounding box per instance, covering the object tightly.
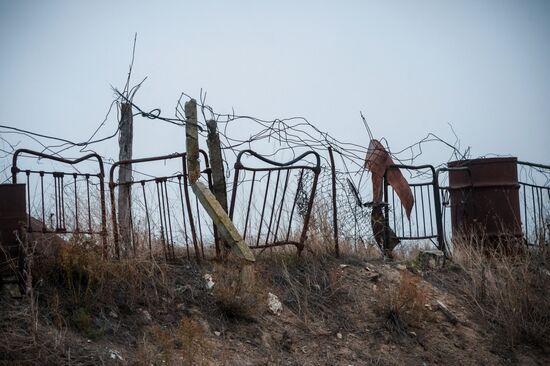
[184,99,255,264]
[117,102,133,258]
[206,119,229,257]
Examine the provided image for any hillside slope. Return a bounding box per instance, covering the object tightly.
[1,246,549,365]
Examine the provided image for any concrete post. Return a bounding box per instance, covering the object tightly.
[206,120,228,212]
[185,100,200,184]
[184,100,254,263]
[206,119,229,257]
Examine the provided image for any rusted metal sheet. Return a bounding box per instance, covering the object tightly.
[366,139,414,218]
[448,157,522,244]
[0,184,26,277]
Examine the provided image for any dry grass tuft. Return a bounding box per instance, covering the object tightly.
[264,250,352,328]
[453,238,550,349]
[137,317,208,365]
[0,296,71,365]
[36,242,173,312]
[211,261,261,322]
[0,235,182,363]
[376,270,430,335]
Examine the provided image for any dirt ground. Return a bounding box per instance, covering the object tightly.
[1,251,549,365]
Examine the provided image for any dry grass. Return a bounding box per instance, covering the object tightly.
[136,317,208,365]
[0,300,72,365]
[36,241,174,312]
[210,261,262,322]
[453,237,550,349]
[263,249,353,330]
[0,234,181,364]
[375,270,431,336]
[7,210,550,365]
[307,199,383,258]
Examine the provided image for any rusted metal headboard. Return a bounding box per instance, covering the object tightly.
[109,150,214,261]
[11,148,108,254]
[228,149,321,254]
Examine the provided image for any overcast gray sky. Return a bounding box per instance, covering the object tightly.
[1,0,549,168]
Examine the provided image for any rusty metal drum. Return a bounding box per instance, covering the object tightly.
[448,157,522,245]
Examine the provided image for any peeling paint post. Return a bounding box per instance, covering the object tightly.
[184,99,255,265]
[206,119,229,258]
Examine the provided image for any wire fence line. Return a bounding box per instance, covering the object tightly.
[1,89,549,260]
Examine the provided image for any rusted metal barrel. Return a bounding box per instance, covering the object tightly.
[448,157,522,246]
[0,184,26,276]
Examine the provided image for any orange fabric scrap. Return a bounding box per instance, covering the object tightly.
[365,139,414,219]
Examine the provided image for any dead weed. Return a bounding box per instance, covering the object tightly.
[454,240,550,349]
[376,270,431,336]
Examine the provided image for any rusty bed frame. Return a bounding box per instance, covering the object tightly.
[109,150,216,261]
[11,148,108,254]
[228,149,321,254]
